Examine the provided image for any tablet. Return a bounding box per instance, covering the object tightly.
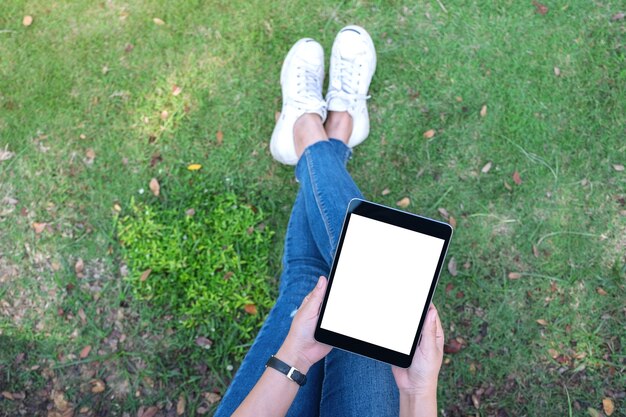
[314,198,453,368]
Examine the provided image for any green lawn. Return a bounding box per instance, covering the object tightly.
[1,1,625,416]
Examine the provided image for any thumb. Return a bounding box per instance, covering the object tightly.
[300,276,327,312]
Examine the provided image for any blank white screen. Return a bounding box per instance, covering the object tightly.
[320,214,445,354]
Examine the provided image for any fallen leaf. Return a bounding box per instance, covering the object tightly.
[532,244,539,257]
[141,406,159,417]
[32,222,47,234]
[448,257,458,276]
[587,407,602,417]
[216,130,224,145]
[185,208,195,216]
[396,197,410,208]
[113,202,122,212]
[1,391,14,400]
[187,163,202,171]
[603,398,615,416]
[149,178,160,197]
[532,0,548,15]
[480,104,487,117]
[244,304,257,315]
[445,283,454,295]
[508,272,522,280]
[74,258,84,277]
[79,345,91,359]
[53,391,69,412]
[504,181,512,191]
[512,171,522,185]
[481,162,492,173]
[22,15,33,26]
[197,406,209,415]
[449,216,457,228]
[611,12,625,21]
[140,269,152,282]
[172,85,182,96]
[381,188,391,196]
[78,308,87,324]
[444,339,463,354]
[0,147,15,161]
[177,395,186,415]
[548,348,559,359]
[160,110,169,120]
[536,319,548,326]
[472,393,480,408]
[204,392,222,404]
[195,336,213,349]
[596,287,608,296]
[456,290,464,299]
[438,207,450,219]
[613,164,624,171]
[423,129,436,139]
[153,18,165,25]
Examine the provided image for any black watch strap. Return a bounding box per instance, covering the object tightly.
[265,355,307,386]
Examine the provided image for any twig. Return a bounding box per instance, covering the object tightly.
[0,29,16,34]
[536,231,600,246]
[436,0,448,13]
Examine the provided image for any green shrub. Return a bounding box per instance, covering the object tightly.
[116,184,275,360]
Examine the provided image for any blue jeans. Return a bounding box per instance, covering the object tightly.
[214,140,399,416]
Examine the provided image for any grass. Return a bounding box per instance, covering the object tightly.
[1,0,625,416]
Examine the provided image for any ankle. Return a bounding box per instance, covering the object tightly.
[324,111,353,144]
[294,113,328,157]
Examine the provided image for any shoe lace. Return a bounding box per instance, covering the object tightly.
[289,59,325,110]
[327,55,370,104]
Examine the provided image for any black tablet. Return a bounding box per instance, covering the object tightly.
[314,198,453,368]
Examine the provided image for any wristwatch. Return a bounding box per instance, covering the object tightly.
[265,355,307,386]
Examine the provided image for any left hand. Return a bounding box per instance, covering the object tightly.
[277,276,332,373]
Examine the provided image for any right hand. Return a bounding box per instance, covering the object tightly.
[391,304,444,397]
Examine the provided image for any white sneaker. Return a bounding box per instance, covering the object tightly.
[270,38,327,165]
[326,25,377,147]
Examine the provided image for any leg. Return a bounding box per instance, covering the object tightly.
[214,190,326,417]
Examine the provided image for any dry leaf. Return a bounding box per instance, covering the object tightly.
[140,269,152,282]
[22,15,33,26]
[381,188,391,196]
[185,208,195,216]
[90,379,105,394]
[172,85,182,96]
[0,147,15,161]
[216,130,224,145]
[536,319,548,326]
[448,257,458,276]
[603,398,615,416]
[445,283,454,295]
[1,391,14,400]
[554,66,561,76]
[449,216,457,228]
[438,207,450,219]
[611,12,625,21]
[444,339,462,354]
[187,163,202,171]
[195,336,213,349]
[75,258,84,277]
[532,0,548,15]
[508,272,522,280]
[32,222,47,234]
[587,407,602,417]
[548,348,559,359]
[504,180,512,191]
[244,304,257,315]
[160,110,169,120]
[532,245,539,257]
[481,162,492,173]
[396,197,410,208]
[85,148,96,163]
[153,18,165,25]
[177,395,186,415]
[423,129,436,139]
[480,104,487,117]
[113,202,122,212]
[204,392,222,404]
[149,178,160,197]
[613,164,624,171]
[53,391,70,411]
[78,308,87,324]
[141,406,159,417]
[79,345,91,359]
[512,171,522,185]
[596,287,608,296]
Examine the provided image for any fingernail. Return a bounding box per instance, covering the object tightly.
[317,276,324,288]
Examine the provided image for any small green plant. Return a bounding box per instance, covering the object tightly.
[116,184,275,360]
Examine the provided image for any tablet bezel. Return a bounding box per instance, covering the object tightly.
[314,198,453,368]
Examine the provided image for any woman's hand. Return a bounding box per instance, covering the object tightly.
[392,304,444,417]
[276,276,332,374]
